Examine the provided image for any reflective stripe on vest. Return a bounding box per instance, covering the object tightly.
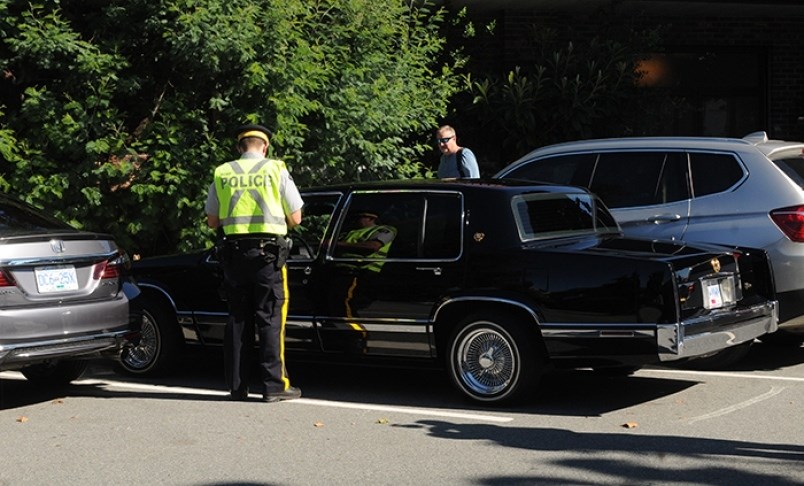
[340,225,396,272]
[214,158,287,235]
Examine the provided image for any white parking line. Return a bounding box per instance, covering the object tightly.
[635,369,801,423]
[75,378,225,397]
[286,398,513,423]
[687,386,787,424]
[74,377,514,424]
[639,368,804,383]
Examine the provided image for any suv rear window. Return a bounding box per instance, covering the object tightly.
[690,153,745,196]
[772,156,804,189]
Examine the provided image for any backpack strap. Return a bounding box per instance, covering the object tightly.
[455,149,468,178]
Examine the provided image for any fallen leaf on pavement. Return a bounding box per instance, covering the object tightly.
[16,416,28,423]
[314,421,325,428]
[621,422,639,429]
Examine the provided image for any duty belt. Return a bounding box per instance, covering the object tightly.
[225,235,280,250]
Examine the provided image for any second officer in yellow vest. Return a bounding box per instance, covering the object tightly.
[206,124,304,402]
[334,210,396,272]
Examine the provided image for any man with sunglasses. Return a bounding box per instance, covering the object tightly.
[435,125,480,179]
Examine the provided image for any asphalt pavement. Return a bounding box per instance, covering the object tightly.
[1,342,802,485]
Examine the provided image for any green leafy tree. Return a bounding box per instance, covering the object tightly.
[0,0,463,256]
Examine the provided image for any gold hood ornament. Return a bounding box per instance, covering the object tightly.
[711,258,721,273]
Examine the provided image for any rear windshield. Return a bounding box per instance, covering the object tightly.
[772,154,804,189]
[511,192,619,241]
[0,196,75,236]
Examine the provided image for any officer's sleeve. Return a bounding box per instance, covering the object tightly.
[371,227,396,245]
[279,170,304,215]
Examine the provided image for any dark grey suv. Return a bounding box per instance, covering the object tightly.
[496,132,804,343]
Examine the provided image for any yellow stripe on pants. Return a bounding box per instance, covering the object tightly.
[279,265,291,390]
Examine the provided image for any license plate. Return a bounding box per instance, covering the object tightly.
[703,275,736,309]
[35,265,79,293]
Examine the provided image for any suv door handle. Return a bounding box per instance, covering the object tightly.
[416,267,442,276]
[649,214,682,224]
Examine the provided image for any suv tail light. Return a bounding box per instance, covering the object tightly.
[770,206,804,242]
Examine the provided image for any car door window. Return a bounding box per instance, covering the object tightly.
[333,192,424,262]
[289,193,341,261]
[689,152,745,197]
[505,153,596,187]
[331,191,462,262]
[590,152,688,208]
[421,193,462,259]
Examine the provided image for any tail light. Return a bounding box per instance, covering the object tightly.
[93,251,131,280]
[770,205,804,242]
[0,269,16,287]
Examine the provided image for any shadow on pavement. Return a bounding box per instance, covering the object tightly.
[404,419,804,486]
[2,339,800,413]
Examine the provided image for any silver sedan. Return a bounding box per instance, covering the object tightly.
[0,193,139,385]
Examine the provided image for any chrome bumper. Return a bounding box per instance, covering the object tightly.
[658,300,778,361]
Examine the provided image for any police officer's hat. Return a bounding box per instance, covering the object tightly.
[356,210,379,219]
[235,124,273,144]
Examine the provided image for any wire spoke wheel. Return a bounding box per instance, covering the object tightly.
[447,313,541,404]
[456,327,516,396]
[118,295,180,376]
[121,310,160,371]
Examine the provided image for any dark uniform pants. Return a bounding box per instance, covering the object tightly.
[222,246,291,395]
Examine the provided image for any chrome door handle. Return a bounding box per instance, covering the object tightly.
[416,267,442,276]
[649,214,682,224]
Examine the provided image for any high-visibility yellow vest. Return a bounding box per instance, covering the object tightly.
[340,225,396,272]
[214,158,287,235]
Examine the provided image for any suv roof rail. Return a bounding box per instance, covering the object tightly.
[743,131,769,144]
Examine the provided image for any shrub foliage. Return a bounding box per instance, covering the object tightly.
[0,0,462,256]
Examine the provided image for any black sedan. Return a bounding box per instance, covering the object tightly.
[123,179,778,404]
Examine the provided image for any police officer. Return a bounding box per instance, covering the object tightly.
[206,124,304,402]
[334,210,396,268]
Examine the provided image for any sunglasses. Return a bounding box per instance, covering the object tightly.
[436,136,454,144]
